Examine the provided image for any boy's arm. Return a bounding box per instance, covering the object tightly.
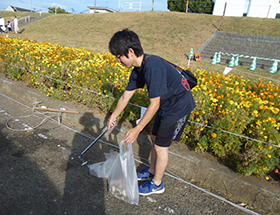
[124,96,160,144]
[107,89,136,129]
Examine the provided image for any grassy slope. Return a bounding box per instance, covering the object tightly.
[1,11,280,82]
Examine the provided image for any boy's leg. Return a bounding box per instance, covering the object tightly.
[148,135,157,175]
[139,115,189,195]
[139,115,188,195]
[152,144,169,186]
[151,114,189,185]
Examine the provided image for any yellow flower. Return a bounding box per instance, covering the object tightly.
[256,120,262,126]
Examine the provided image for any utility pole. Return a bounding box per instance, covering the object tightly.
[267,4,271,18]
[213,2,227,31]
[152,0,154,11]
[31,0,32,12]
[186,0,189,13]
[94,0,97,13]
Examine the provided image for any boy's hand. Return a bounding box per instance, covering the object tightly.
[108,117,117,130]
[124,127,141,144]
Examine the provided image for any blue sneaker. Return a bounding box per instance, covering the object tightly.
[139,180,165,196]
[137,168,154,181]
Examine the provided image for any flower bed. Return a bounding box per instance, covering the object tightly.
[0,36,279,177]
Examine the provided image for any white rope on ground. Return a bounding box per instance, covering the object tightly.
[133,156,261,215]
[0,92,118,148]
[6,112,58,131]
[0,61,279,148]
[0,92,261,215]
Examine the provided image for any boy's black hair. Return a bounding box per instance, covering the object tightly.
[109,29,144,58]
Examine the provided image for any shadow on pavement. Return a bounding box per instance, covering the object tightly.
[0,111,107,214]
[62,111,106,214]
[0,125,62,214]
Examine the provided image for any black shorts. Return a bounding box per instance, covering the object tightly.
[152,114,189,147]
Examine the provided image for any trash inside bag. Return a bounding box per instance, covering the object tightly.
[88,140,139,205]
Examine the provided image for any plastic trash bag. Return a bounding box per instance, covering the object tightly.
[88,140,139,205]
[89,149,118,178]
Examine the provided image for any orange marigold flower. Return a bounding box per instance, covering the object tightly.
[275,169,279,173]
[211,133,217,138]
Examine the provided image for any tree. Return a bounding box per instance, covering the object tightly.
[48,6,70,14]
[168,0,214,14]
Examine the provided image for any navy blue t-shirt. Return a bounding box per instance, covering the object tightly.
[126,54,196,121]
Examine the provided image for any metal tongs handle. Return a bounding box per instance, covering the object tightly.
[78,122,115,165]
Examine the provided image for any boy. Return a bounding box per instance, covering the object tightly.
[107,29,196,195]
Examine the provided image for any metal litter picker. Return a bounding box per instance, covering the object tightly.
[78,123,115,165]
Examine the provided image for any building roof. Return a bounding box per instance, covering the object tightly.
[6,5,34,12]
[87,6,117,13]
